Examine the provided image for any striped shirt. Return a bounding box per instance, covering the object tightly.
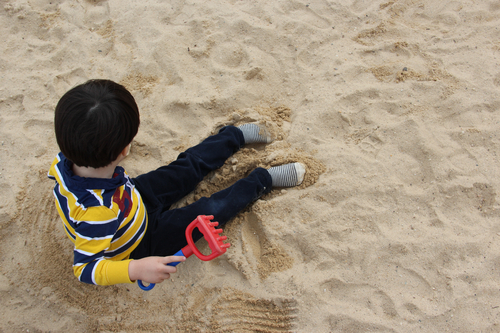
[48,153,147,285]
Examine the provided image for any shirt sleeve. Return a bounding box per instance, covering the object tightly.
[72,207,134,285]
[74,258,133,285]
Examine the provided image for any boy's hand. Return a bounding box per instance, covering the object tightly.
[128,256,186,284]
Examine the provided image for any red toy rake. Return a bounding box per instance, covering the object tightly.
[138,215,231,290]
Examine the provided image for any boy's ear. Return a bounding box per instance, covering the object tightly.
[121,144,131,157]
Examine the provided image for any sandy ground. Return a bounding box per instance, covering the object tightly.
[1,0,500,332]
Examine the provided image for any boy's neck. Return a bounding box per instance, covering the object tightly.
[72,162,118,179]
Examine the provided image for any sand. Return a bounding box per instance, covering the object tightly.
[1,0,500,332]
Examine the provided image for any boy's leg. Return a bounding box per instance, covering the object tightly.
[132,126,244,210]
[137,168,272,257]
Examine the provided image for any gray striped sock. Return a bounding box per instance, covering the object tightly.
[268,163,306,187]
[237,124,272,144]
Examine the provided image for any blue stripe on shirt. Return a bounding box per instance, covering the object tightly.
[78,260,99,284]
[106,215,147,257]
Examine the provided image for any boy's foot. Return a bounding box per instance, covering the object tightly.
[267,163,306,187]
[237,123,273,144]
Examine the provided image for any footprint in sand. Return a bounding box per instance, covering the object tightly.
[211,41,248,68]
[225,211,294,282]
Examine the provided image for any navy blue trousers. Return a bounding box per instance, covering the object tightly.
[129,126,272,259]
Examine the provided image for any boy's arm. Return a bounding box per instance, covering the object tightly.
[73,225,186,285]
[72,214,186,285]
[74,256,133,285]
[72,214,133,285]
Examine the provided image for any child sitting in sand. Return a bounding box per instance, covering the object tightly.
[48,79,306,286]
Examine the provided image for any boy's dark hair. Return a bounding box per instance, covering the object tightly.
[55,79,140,168]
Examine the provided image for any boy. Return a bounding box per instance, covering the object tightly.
[48,79,306,286]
